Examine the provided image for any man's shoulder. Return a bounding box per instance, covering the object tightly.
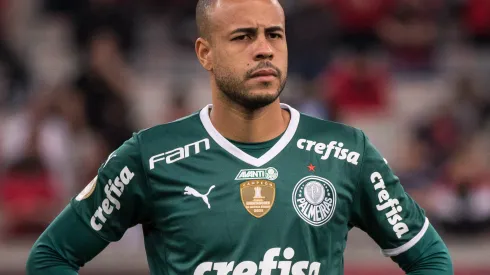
[294,112,366,167]
[130,111,211,164]
[136,111,203,143]
[298,112,364,142]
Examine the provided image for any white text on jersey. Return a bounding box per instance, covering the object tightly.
[149,138,210,170]
[194,247,320,275]
[90,166,135,231]
[371,172,409,238]
[297,139,360,165]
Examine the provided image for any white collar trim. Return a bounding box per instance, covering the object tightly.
[199,103,300,167]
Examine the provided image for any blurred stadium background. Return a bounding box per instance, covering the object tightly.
[0,0,490,274]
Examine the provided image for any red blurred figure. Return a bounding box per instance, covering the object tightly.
[322,53,390,120]
[328,0,395,51]
[329,0,394,32]
[0,119,61,240]
[0,159,60,239]
[378,0,440,71]
[463,0,490,45]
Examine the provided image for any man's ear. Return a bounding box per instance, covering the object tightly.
[195,37,213,71]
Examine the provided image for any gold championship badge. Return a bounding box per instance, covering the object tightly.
[240,180,276,218]
[76,176,98,201]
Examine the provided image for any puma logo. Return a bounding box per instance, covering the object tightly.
[184,185,216,209]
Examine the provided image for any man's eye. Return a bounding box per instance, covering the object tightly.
[232,35,251,41]
[269,33,282,39]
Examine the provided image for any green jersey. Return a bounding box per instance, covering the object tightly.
[69,104,432,275]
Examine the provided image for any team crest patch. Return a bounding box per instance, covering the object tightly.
[76,176,98,201]
[240,180,276,218]
[292,176,336,226]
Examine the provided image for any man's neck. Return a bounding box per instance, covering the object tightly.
[209,98,290,143]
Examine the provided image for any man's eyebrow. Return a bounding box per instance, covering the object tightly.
[230,28,257,36]
[229,26,284,36]
[265,26,284,33]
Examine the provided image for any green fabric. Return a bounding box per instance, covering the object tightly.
[227,132,284,158]
[26,205,109,275]
[26,209,453,275]
[68,133,153,242]
[26,107,453,274]
[393,224,453,274]
[350,132,428,250]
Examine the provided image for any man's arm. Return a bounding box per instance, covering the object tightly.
[26,134,152,274]
[392,225,452,274]
[26,205,109,274]
[349,131,453,274]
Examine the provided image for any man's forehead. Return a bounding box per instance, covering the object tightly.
[211,0,284,32]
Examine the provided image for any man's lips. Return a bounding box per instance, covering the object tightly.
[250,69,278,78]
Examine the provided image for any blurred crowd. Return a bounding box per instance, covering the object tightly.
[0,0,489,242]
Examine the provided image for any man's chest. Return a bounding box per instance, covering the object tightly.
[146,149,360,248]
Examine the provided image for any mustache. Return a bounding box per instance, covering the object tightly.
[246,62,282,79]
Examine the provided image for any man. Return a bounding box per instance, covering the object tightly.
[26,0,453,274]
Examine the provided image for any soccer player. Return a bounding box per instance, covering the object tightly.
[26,0,453,274]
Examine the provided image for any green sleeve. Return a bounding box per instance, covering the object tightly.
[350,131,453,273]
[70,133,153,242]
[26,205,109,274]
[27,134,152,274]
[393,225,453,274]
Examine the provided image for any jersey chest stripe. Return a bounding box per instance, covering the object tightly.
[199,103,300,167]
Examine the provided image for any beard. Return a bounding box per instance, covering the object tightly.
[215,62,287,110]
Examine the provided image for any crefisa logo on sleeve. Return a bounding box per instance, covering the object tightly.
[371,172,409,238]
[90,166,135,231]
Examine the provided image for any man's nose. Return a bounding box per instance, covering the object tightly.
[254,38,274,61]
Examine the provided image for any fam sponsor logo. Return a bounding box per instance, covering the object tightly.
[296,139,360,165]
[371,172,409,238]
[90,167,135,231]
[194,247,321,275]
[149,138,210,170]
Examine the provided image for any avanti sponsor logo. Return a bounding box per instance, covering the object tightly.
[235,167,279,181]
[193,247,320,275]
[296,139,360,165]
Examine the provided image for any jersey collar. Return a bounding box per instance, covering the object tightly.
[199,103,300,167]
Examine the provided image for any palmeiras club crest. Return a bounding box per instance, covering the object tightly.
[292,175,337,226]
